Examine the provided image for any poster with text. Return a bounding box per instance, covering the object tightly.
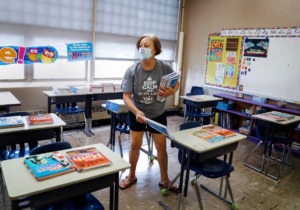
[226,51,236,78]
[215,62,225,83]
[243,38,269,58]
[209,39,224,62]
[67,42,93,62]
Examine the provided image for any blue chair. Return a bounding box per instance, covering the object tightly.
[165,122,237,209]
[55,102,85,128]
[29,142,104,210]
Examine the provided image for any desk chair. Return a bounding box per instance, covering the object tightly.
[0,112,38,160]
[164,122,237,210]
[244,109,297,180]
[184,93,214,124]
[29,142,104,210]
[55,102,86,138]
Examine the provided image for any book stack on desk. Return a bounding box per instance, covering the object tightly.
[192,125,236,143]
[259,111,295,122]
[53,85,72,94]
[105,99,128,113]
[24,151,75,181]
[0,116,25,129]
[27,114,54,125]
[66,147,111,172]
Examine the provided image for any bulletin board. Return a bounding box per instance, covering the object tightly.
[204,36,243,90]
[238,37,300,102]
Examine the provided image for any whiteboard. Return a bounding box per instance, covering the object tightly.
[239,37,300,102]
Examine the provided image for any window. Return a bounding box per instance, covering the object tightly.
[34,59,86,79]
[0,0,180,82]
[95,60,134,79]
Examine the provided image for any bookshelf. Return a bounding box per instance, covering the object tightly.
[213,93,300,156]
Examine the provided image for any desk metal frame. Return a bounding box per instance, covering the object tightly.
[245,114,300,180]
[0,113,65,146]
[43,91,123,136]
[168,126,246,210]
[1,143,130,210]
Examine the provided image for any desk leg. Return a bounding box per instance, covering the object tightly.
[47,97,51,113]
[177,148,186,210]
[11,200,18,210]
[183,150,192,210]
[108,113,116,151]
[109,173,119,210]
[85,95,95,136]
[55,127,62,142]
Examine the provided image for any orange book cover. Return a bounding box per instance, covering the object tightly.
[201,125,236,138]
[66,147,111,172]
[28,114,54,125]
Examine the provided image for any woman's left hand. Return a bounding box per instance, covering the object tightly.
[157,86,175,97]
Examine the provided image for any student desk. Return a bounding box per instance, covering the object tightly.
[247,113,300,180]
[0,113,65,146]
[180,95,222,122]
[43,91,123,136]
[0,91,21,113]
[1,143,130,210]
[168,126,246,209]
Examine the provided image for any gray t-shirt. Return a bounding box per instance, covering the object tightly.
[121,60,174,118]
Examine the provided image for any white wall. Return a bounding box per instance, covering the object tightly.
[181,0,300,102]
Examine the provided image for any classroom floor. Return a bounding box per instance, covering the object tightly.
[2,115,300,210]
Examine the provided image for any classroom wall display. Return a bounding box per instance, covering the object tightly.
[205,36,243,90]
[67,42,93,62]
[204,27,300,103]
[0,46,58,65]
[239,36,300,102]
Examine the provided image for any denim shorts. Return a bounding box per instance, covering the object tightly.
[128,111,167,134]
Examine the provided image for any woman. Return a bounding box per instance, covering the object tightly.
[119,34,180,191]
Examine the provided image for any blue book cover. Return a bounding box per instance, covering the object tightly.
[0,116,24,128]
[24,151,75,181]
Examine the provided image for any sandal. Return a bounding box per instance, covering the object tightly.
[159,181,179,193]
[119,176,137,190]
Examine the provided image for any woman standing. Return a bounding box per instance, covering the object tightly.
[119,34,179,191]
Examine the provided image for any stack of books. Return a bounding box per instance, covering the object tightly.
[27,114,54,125]
[192,125,236,143]
[66,147,111,172]
[157,72,180,102]
[259,111,295,122]
[0,116,25,129]
[24,151,75,181]
[105,99,128,113]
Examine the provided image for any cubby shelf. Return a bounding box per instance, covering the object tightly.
[213,93,300,157]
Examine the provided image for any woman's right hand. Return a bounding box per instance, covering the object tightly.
[136,111,146,124]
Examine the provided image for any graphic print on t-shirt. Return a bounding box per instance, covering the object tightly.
[139,76,158,104]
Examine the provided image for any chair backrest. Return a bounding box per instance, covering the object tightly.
[0,111,30,117]
[30,142,72,155]
[190,86,204,95]
[179,122,201,131]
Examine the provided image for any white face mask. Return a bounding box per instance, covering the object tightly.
[139,47,153,60]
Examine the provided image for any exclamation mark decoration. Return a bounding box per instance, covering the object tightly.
[18,46,26,64]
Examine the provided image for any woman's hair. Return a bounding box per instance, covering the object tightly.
[136,34,162,55]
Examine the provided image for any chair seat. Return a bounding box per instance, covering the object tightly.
[37,193,104,210]
[191,158,234,179]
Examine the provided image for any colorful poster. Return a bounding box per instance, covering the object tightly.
[214,62,225,83]
[209,39,224,62]
[67,42,93,62]
[243,38,269,58]
[0,46,58,65]
[226,52,236,78]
